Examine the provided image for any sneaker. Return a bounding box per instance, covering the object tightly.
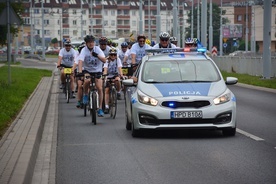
[97,109,104,117]
[59,84,64,89]
[104,108,109,114]
[71,92,76,98]
[76,101,81,108]
[117,92,122,100]
[83,95,88,105]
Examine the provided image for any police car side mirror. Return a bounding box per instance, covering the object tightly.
[225,77,238,85]
[123,78,136,86]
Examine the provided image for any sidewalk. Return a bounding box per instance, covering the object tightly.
[0,67,57,183]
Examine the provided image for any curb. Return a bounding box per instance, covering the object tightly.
[0,74,54,184]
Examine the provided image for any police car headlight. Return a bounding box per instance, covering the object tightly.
[213,93,231,105]
[138,90,158,106]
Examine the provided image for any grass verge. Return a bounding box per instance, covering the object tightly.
[221,71,276,89]
[0,66,52,138]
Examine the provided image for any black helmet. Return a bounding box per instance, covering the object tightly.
[159,32,170,39]
[137,34,146,41]
[170,37,177,42]
[109,48,117,54]
[121,42,128,47]
[99,37,108,45]
[84,35,95,43]
[77,42,86,53]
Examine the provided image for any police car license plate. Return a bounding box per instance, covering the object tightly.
[171,111,202,118]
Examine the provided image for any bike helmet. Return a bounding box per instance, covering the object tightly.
[159,32,170,39]
[99,37,108,45]
[78,42,86,53]
[137,34,146,41]
[64,40,72,46]
[170,37,177,42]
[109,48,117,54]
[121,42,128,47]
[84,35,95,42]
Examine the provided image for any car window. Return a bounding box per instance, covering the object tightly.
[142,59,220,83]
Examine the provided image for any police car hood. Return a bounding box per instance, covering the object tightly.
[139,80,227,98]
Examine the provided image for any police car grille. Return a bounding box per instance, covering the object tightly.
[162,101,210,108]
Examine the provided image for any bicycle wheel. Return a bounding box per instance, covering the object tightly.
[90,92,97,124]
[110,87,117,119]
[66,78,71,103]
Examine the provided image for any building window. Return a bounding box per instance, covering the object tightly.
[96,19,101,24]
[35,19,40,25]
[73,20,77,25]
[44,20,49,25]
[104,20,108,26]
[111,20,115,26]
[132,20,136,27]
[34,9,39,14]
[63,29,69,35]
[95,9,101,14]
[111,10,115,16]
[132,10,136,16]
[73,9,77,14]
[83,20,86,26]
[237,15,242,22]
[73,30,77,36]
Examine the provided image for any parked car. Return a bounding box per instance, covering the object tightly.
[123,46,238,137]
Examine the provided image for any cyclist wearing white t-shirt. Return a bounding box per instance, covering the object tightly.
[117,42,128,64]
[152,32,177,49]
[57,40,78,98]
[130,34,152,65]
[99,37,111,57]
[78,35,107,117]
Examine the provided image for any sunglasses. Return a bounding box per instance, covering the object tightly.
[139,40,145,43]
[100,44,107,45]
[109,54,117,56]
[65,45,71,47]
[121,46,128,48]
[161,39,169,42]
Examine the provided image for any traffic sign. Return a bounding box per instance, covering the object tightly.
[233,42,238,47]
[223,43,227,48]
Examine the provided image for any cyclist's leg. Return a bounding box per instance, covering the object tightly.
[70,74,75,98]
[104,82,110,114]
[82,72,90,104]
[115,76,122,100]
[95,78,103,110]
[76,78,83,108]
[60,68,65,89]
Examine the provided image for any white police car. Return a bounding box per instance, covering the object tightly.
[123,45,238,137]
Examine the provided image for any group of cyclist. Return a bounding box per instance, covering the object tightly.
[57,31,179,118]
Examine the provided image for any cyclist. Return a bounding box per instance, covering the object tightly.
[72,42,86,108]
[99,37,111,57]
[118,42,129,63]
[103,48,123,114]
[170,37,178,47]
[130,34,152,65]
[78,35,107,117]
[152,32,177,49]
[57,40,78,98]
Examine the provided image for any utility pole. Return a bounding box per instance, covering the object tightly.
[173,0,177,37]
[81,0,83,39]
[148,0,151,40]
[182,3,185,47]
[201,0,207,47]
[30,0,34,55]
[197,0,200,40]
[245,1,248,52]
[219,0,223,56]
[209,0,213,51]
[41,0,45,60]
[139,0,143,34]
[191,0,194,38]
[156,0,161,36]
[90,0,93,35]
[102,0,104,36]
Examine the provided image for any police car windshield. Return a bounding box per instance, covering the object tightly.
[142,60,220,83]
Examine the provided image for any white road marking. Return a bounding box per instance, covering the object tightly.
[237,128,265,141]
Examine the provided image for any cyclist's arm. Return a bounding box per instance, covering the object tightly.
[57,56,62,67]
[131,53,136,65]
[78,60,83,73]
[98,55,107,63]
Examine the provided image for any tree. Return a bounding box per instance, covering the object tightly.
[0,2,23,46]
[185,3,229,48]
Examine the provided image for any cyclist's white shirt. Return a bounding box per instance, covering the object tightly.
[152,43,177,49]
[78,46,105,73]
[103,58,122,78]
[130,43,152,63]
[59,48,78,67]
[101,45,111,57]
[117,49,128,63]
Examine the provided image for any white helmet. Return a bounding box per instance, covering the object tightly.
[170,37,177,42]
[159,32,170,39]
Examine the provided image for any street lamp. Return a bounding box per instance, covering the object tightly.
[219,0,223,56]
[41,0,45,60]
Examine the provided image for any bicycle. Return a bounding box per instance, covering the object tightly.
[103,75,118,119]
[80,72,101,125]
[121,63,138,99]
[60,64,73,103]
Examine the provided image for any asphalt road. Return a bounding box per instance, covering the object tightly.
[56,86,276,184]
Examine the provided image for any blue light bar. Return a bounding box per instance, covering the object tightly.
[168,102,175,107]
[197,47,207,53]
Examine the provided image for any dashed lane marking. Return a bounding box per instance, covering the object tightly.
[237,128,265,141]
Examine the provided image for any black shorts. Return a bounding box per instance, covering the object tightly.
[83,70,102,79]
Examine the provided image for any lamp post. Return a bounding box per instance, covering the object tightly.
[30,0,34,55]
[197,0,200,39]
[191,0,194,38]
[209,0,213,51]
[245,1,248,52]
[139,0,143,34]
[148,0,151,40]
[81,0,83,39]
[219,0,223,56]
[41,0,45,60]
